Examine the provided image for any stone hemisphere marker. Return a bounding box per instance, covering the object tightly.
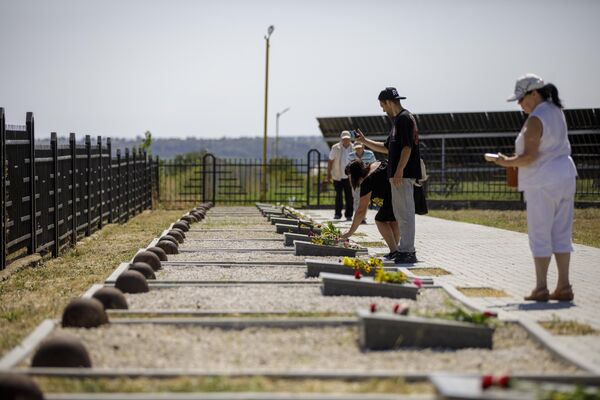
[156,240,179,255]
[181,215,197,224]
[170,227,186,239]
[31,333,92,368]
[0,372,44,400]
[173,221,189,232]
[166,230,185,243]
[146,246,168,262]
[132,250,162,271]
[61,298,109,328]
[159,235,179,246]
[115,270,149,294]
[129,262,157,279]
[92,287,128,310]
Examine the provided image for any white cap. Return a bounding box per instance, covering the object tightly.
[507,73,545,102]
[340,130,351,139]
[353,143,363,149]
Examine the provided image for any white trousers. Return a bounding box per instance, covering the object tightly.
[524,178,576,258]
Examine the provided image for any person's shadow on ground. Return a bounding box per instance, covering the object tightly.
[500,302,576,311]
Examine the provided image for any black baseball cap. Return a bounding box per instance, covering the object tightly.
[378,87,406,101]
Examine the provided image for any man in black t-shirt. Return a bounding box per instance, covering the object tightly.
[355,87,420,264]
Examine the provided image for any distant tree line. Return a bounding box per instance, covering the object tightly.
[109,136,330,160]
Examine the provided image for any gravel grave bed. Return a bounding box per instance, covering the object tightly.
[200,217,273,226]
[124,286,449,313]
[179,240,285,250]
[37,322,578,374]
[155,265,311,281]
[168,251,341,264]
[184,231,282,240]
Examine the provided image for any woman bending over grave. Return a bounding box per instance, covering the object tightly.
[341,160,399,259]
[488,74,577,302]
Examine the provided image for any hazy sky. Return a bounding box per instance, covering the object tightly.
[1,0,599,139]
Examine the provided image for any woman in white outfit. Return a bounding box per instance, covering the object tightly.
[491,74,577,302]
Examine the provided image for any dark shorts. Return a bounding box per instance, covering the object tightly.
[375,199,396,222]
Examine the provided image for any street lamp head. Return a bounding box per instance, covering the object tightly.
[265,25,275,40]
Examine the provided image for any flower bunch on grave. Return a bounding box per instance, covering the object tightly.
[371,197,384,207]
[432,306,499,327]
[342,256,383,274]
[373,268,409,284]
[481,375,511,390]
[310,222,360,248]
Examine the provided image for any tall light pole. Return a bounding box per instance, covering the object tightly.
[275,106,290,159]
[261,25,274,201]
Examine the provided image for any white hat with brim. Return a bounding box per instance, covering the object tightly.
[340,130,351,139]
[507,73,545,102]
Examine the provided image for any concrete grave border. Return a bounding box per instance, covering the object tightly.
[276,224,321,235]
[294,242,367,257]
[321,273,420,300]
[429,373,600,400]
[305,259,397,278]
[283,233,312,246]
[357,309,494,350]
[106,263,309,284]
[2,316,599,378]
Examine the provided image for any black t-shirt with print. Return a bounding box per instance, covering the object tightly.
[383,109,421,179]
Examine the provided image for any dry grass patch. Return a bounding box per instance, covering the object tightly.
[0,210,183,357]
[428,208,600,248]
[457,287,509,297]
[409,267,451,276]
[540,318,599,336]
[34,376,433,394]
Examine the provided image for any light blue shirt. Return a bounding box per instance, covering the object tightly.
[348,149,376,165]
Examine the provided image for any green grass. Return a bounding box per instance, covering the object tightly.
[428,208,600,248]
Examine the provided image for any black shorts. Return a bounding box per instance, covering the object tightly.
[375,198,396,222]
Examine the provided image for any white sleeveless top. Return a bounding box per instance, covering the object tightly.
[514,101,577,191]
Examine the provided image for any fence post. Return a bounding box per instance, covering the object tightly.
[85,135,91,236]
[107,137,113,223]
[125,148,130,221]
[27,112,37,254]
[1,108,6,269]
[116,149,121,223]
[70,133,77,245]
[97,136,103,229]
[51,132,59,257]
[132,148,137,214]
[155,155,160,204]
[144,151,150,210]
[441,137,446,192]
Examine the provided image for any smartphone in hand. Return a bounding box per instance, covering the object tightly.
[352,129,364,139]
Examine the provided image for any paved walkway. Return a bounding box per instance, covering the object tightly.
[306,209,600,372]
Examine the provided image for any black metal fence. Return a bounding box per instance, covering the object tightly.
[158,141,600,207]
[1,109,158,270]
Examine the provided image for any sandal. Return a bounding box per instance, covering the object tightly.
[524,287,549,302]
[549,285,574,302]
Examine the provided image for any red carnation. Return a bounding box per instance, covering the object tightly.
[483,311,498,318]
[495,375,511,388]
[354,270,361,279]
[481,375,494,390]
[369,303,377,313]
[413,278,423,288]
